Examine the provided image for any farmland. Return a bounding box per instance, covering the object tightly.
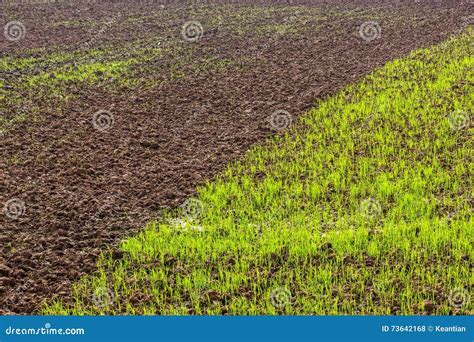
[1,0,473,315]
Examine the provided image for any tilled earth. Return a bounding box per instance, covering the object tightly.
[1,0,472,314]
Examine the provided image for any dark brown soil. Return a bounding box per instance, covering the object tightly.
[1,0,472,314]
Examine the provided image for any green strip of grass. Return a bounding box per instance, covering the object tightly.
[43,32,473,315]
